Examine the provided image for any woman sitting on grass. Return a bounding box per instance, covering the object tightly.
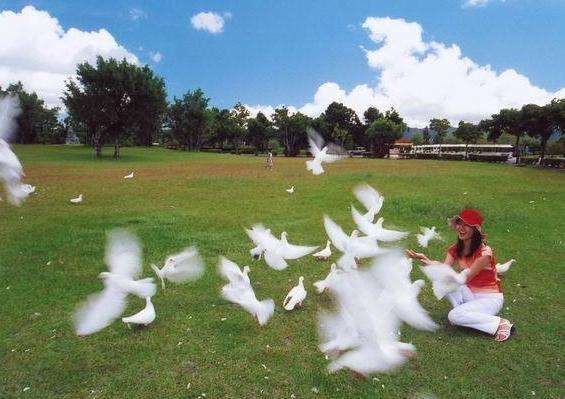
[407,209,515,342]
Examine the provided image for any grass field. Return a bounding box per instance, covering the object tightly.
[1,145,563,399]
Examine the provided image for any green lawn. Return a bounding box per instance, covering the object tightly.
[1,145,563,398]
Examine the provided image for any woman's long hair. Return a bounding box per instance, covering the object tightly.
[455,227,484,258]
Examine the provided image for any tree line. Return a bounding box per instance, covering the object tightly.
[4,56,564,160]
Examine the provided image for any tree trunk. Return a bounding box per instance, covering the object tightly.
[113,138,120,160]
[540,137,547,163]
[93,133,102,158]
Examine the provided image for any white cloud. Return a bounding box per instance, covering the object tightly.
[462,0,507,8]
[190,11,230,34]
[0,6,138,109]
[149,51,163,63]
[244,104,297,119]
[129,8,147,21]
[248,16,562,127]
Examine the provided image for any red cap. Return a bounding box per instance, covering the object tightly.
[454,209,484,228]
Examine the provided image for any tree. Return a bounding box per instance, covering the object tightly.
[363,107,383,126]
[411,132,424,145]
[1,82,62,144]
[319,102,361,147]
[365,108,406,158]
[64,56,167,158]
[520,103,554,162]
[429,118,451,144]
[247,112,272,154]
[168,89,209,151]
[454,121,482,158]
[229,102,250,154]
[478,117,503,144]
[422,127,431,144]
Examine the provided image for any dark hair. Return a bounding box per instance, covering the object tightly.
[455,227,484,258]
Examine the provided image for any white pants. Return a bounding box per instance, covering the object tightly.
[446,285,503,335]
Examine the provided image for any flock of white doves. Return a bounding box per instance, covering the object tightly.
[1,95,515,376]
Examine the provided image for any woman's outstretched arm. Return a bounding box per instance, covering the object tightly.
[406,249,455,266]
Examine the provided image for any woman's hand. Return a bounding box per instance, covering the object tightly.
[406,249,432,265]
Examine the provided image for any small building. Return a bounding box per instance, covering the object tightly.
[390,138,413,159]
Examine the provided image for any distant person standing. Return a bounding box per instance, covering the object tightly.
[265,151,274,170]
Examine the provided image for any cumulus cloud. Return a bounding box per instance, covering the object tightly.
[462,0,507,8]
[244,104,297,119]
[149,51,163,63]
[248,16,562,127]
[0,6,138,108]
[190,11,231,34]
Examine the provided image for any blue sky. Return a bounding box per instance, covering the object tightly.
[1,0,564,125]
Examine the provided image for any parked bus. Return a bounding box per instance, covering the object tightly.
[412,144,514,162]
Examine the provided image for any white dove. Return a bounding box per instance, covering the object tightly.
[323,215,383,271]
[122,297,155,327]
[305,128,347,175]
[495,259,516,274]
[0,95,34,207]
[313,240,332,260]
[124,172,134,179]
[70,194,83,204]
[74,229,156,336]
[283,276,307,310]
[249,226,270,260]
[150,246,204,289]
[313,263,342,294]
[351,207,409,242]
[219,257,274,326]
[416,226,441,248]
[353,184,384,222]
[286,185,295,194]
[420,264,470,300]
[246,225,318,270]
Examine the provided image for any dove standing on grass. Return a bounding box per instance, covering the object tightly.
[312,240,332,260]
[416,226,441,248]
[495,259,516,274]
[218,257,274,326]
[0,95,35,206]
[124,172,134,179]
[283,276,307,310]
[354,184,384,222]
[246,224,318,270]
[122,297,155,327]
[70,194,83,204]
[151,247,204,289]
[74,229,156,336]
[305,128,347,175]
[286,185,295,194]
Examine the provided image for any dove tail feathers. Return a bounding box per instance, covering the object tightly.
[132,278,157,298]
[255,298,275,326]
[313,280,326,294]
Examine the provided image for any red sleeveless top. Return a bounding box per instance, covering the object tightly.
[448,244,501,293]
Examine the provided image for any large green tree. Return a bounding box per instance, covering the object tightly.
[520,103,555,161]
[454,121,482,158]
[168,89,209,151]
[64,56,167,158]
[318,102,361,147]
[365,109,406,158]
[429,118,451,145]
[1,82,62,144]
[246,112,272,154]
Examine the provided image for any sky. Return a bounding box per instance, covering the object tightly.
[0,0,564,127]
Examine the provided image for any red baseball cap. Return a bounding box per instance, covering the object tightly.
[451,209,484,229]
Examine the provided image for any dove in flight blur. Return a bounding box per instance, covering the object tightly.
[318,266,418,376]
[124,172,134,179]
[286,185,295,194]
[351,207,409,242]
[313,240,332,260]
[246,225,318,270]
[323,215,383,271]
[283,276,307,310]
[416,226,441,248]
[74,229,156,336]
[353,184,384,222]
[219,257,274,326]
[495,259,516,275]
[420,264,470,300]
[305,128,347,175]
[70,194,83,204]
[151,247,204,290]
[0,95,35,206]
[122,297,155,327]
[313,263,342,294]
